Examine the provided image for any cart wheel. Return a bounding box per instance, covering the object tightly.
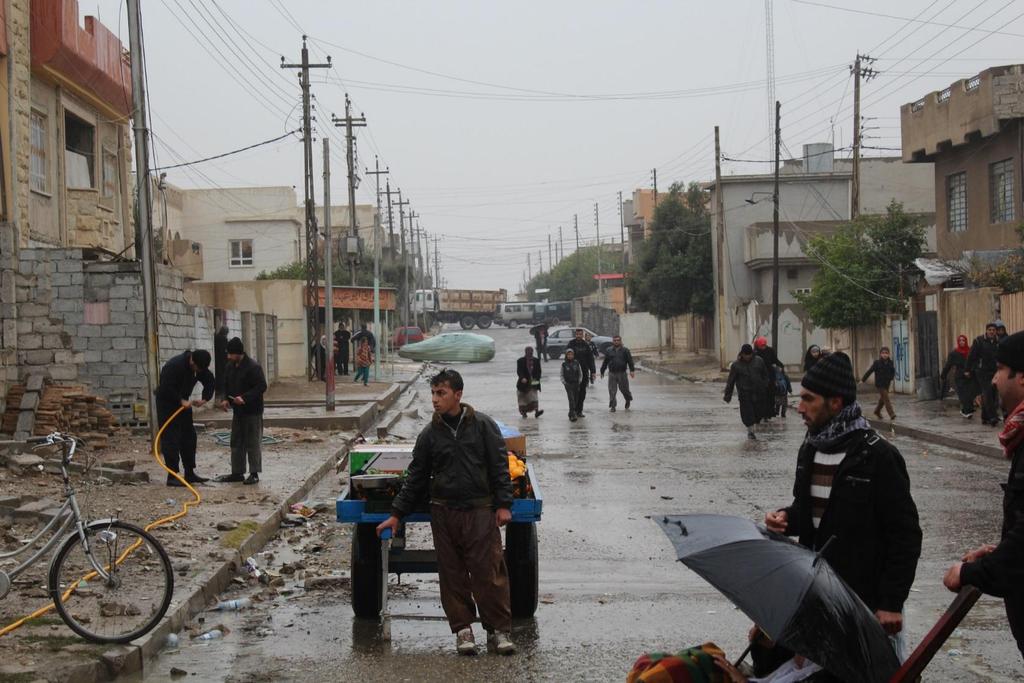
[504,522,539,618]
[351,523,384,619]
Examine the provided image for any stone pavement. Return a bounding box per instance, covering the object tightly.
[637,350,1007,460]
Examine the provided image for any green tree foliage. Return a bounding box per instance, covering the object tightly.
[630,182,714,318]
[964,223,1024,293]
[524,245,605,301]
[796,201,925,328]
[257,254,417,294]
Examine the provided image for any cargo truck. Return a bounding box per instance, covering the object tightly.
[411,288,507,330]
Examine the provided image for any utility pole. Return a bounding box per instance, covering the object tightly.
[282,37,331,380]
[618,190,627,311]
[331,96,367,286]
[714,126,727,369]
[433,235,440,288]
[594,202,603,302]
[395,193,410,328]
[772,100,781,350]
[548,234,553,273]
[127,0,160,440]
[527,253,532,281]
[652,168,658,209]
[384,179,395,258]
[559,226,564,265]
[409,212,420,329]
[538,250,543,276]
[850,53,877,219]
[365,158,388,381]
[322,138,335,411]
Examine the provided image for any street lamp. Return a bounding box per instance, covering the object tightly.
[746,188,780,350]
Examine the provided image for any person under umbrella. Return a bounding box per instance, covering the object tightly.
[529,322,549,361]
[515,346,544,418]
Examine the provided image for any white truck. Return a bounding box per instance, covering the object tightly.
[411,288,507,330]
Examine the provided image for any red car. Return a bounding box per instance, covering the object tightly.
[392,326,425,348]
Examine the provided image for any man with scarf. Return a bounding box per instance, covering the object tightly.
[944,330,1024,659]
[764,351,921,660]
[941,334,975,418]
[966,322,1001,425]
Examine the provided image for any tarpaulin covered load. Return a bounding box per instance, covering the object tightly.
[397,333,496,362]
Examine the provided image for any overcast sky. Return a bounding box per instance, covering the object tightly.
[86,0,1024,291]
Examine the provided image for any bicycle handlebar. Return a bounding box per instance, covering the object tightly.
[28,432,80,463]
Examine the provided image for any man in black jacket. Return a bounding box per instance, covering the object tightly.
[765,352,921,649]
[334,322,351,376]
[967,322,1001,425]
[154,349,215,486]
[216,338,268,485]
[600,335,635,412]
[944,330,1024,659]
[566,329,596,417]
[377,369,516,656]
[724,344,769,440]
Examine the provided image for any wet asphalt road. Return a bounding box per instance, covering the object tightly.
[135,327,1022,682]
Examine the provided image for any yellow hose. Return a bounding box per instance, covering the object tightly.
[0,405,201,637]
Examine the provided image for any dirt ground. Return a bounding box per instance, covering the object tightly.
[0,418,348,681]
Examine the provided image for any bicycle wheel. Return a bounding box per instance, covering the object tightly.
[48,520,173,643]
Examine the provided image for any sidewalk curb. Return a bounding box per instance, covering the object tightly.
[124,365,427,680]
[636,360,725,384]
[865,417,1004,460]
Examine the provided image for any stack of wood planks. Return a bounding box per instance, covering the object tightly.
[2,384,119,448]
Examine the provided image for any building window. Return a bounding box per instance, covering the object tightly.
[947,172,967,232]
[229,239,253,267]
[786,267,799,280]
[64,112,95,189]
[102,150,118,198]
[990,158,1015,224]
[30,111,47,193]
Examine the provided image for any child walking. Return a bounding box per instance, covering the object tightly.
[862,346,897,419]
[354,338,373,386]
[561,349,583,422]
[774,367,792,417]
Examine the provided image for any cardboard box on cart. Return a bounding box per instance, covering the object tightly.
[348,445,415,476]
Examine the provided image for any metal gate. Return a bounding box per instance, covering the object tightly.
[915,311,940,398]
[890,319,911,394]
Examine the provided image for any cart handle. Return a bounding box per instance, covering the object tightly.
[380,528,393,540]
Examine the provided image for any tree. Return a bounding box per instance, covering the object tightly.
[630,182,714,318]
[524,245,604,301]
[796,201,925,329]
[256,253,419,299]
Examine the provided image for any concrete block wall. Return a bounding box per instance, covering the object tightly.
[79,260,147,396]
[15,248,85,384]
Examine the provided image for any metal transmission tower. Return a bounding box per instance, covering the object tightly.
[764,0,776,160]
[281,37,331,379]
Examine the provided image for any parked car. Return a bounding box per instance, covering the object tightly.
[543,327,613,361]
[391,326,425,349]
[495,302,541,328]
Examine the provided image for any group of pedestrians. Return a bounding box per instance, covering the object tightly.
[940,319,1010,425]
[155,333,267,488]
[311,322,376,386]
[723,337,789,440]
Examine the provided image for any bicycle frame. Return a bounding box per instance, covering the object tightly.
[0,435,112,591]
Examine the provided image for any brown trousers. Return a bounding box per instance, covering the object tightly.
[875,388,896,419]
[430,504,512,633]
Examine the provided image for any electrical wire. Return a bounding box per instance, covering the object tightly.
[153,130,301,172]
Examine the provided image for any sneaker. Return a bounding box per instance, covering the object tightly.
[243,473,260,485]
[625,399,631,410]
[577,412,586,418]
[456,628,477,655]
[610,406,616,412]
[569,414,577,422]
[487,631,516,655]
[166,474,186,487]
[215,473,245,483]
[535,410,544,418]
[520,411,528,418]
[185,472,209,484]
[873,410,883,419]
[747,430,756,440]
[961,409,974,419]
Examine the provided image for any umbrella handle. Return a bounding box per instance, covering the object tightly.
[733,641,754,669]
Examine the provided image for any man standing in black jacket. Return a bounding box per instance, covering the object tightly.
[334,322,351,376]
[944,330,1024,659]
[601,335,635,412]
[967,322,1001,425]
[154,349,215,486]
[765,352,922,651]
[377,369,516,656]
[216,338,267,485]
[566,329,596,417]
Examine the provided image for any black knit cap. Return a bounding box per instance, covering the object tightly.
[801,350,857,404]
[997,330,1024,372]
[226,337,244,354]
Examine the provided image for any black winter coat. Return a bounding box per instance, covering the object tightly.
[862,358,896,389]
[783,429,922,613]
[561,359,583,386]
[756,345,784,369]
[960,439,1024,652]
[566,338,596,375]
[155,351,215,409]
[968,334,999,375]
[600,346,634,374]
[224,355,267,415]
[391,404,513,516]
[516,356,542,392]
[940,350,968,385]
[724,356,769,402]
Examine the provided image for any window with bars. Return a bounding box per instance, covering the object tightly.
[30,111,47,193]
[229,239,253,267]
[990,158,1015,224]
[947,172,967,232]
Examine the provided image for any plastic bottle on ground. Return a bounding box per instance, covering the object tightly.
[211,597,251,611]
[195,629,223,641]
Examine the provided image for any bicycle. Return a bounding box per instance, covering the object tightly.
[0,432,173,643]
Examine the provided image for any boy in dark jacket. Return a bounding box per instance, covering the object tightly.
[155,349,215,486]
[862,347,897,420]
[566,330,595,417]
[766,352,921,655]
[724,344,769,440]
[377,369,515,656]
[217,338,267,485]
[945,330,1024,660]
[561,349,584,422]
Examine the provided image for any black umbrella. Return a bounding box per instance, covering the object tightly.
[656,513,899,683]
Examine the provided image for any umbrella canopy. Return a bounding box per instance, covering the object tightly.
[656,514,899,683]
